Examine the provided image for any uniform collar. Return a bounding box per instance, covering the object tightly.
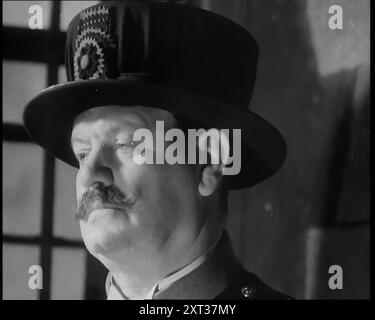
[106,230,241,300]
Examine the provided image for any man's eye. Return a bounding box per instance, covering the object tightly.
[76,153,88,161]
[115,141,136,151]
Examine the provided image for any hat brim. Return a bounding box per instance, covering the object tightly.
[23,80,286,189]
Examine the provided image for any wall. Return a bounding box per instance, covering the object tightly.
[201,0,370,298]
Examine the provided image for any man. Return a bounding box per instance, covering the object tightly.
[24,1,289,299]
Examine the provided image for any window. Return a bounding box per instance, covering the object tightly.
[3,1,106,300]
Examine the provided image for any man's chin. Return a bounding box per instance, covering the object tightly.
[80,214,130,256]
[82,228,129,256]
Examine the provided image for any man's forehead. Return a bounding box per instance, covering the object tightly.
[72,105,177,135]
[73,105,176,125]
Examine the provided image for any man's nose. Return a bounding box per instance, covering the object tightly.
[78,148,114,188]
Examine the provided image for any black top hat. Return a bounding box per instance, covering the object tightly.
[23,1,286,189]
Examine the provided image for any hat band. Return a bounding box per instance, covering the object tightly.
[118,72,151,82]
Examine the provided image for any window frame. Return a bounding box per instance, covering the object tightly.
[3,1,93,300]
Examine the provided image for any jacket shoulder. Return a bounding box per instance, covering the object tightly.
[215,269,293,300]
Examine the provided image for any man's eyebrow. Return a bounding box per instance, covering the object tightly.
[115,130,134,139]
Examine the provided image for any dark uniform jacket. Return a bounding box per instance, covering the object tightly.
[152,231,292,300]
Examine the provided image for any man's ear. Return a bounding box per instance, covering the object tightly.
[198,164,223,197]
[197,128,228,197]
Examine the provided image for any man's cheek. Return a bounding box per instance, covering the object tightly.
[116,162,156,193]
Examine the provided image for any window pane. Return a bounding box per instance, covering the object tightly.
[53,159,81,240]
[3,142,43,236]
[51,247,86,300]
[58,65,67,84]
[3,1,51,29]
[3,61,47,124]
[3,244,40,300]
[60,1,99,31]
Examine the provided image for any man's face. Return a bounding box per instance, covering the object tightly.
[71,106,203,269]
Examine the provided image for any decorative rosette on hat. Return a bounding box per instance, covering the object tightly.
[73,4,117,80]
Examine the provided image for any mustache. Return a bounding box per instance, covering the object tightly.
[75,182,137,221]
